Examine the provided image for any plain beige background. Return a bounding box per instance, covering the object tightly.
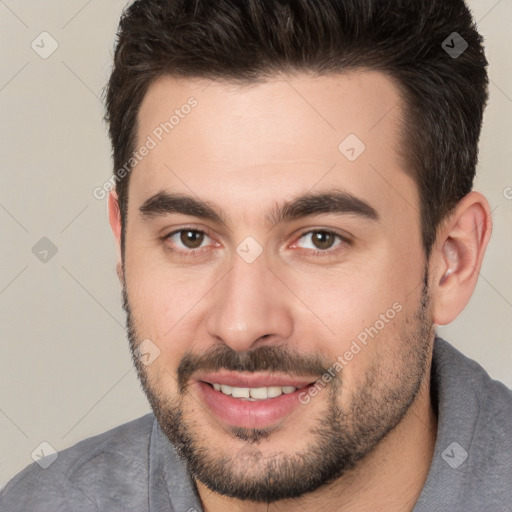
[0,0,511,489]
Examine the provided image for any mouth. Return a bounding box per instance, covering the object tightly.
[208,382,299,400]
[193,372,317,429]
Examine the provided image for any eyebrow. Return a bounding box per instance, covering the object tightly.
[139,189,379,227]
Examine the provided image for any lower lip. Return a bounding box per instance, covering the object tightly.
[195,381,310,429]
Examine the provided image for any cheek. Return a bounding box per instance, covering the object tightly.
[124,244,220,373]
[127,275,204,346]
[284,256,415,382]
[287,260,397,333]
[125,239,187,333]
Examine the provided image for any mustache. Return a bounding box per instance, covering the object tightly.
[177,344,332,392]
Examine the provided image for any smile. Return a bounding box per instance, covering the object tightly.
[210,383,297,400]
[193,372,317,429]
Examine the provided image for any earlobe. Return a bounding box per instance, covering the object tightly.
[431,191,492,326]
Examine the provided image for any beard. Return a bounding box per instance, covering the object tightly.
[122,267,434,503]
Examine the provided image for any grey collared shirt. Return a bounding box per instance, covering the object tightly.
[1,337,511,511]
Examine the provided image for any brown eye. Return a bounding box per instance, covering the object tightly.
[164,226,220,257]
[311,231,336,250]
[293,230,347,256]
[179,230,205,249]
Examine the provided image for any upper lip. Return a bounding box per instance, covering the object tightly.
[195,371,317,389]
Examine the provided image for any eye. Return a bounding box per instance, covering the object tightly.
[164,227,216,254]
[292,229,348,256]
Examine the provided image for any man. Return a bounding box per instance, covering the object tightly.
[1,0,511,510]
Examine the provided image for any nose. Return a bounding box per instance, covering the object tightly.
[205,251,294,352]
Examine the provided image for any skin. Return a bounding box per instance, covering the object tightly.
[108,70,492,511]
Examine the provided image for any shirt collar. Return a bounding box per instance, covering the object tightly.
[413,336,482,510]
[149,419,203,512]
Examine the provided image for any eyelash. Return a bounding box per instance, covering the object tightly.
[162,225,351,259]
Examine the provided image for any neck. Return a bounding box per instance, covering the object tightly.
[197,368,437,512]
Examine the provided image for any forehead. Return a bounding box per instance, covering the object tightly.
[129,70,415,225]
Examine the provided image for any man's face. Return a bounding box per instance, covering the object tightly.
[119,71,434,501]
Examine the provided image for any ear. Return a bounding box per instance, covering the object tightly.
[429,191,493,325]
[108,189,124,285]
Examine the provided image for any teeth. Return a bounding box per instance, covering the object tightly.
[220,384,232,395]
[212,384,298,399]
[231,387,250,398]
[249,387,268,399]
[267,386,283,398]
